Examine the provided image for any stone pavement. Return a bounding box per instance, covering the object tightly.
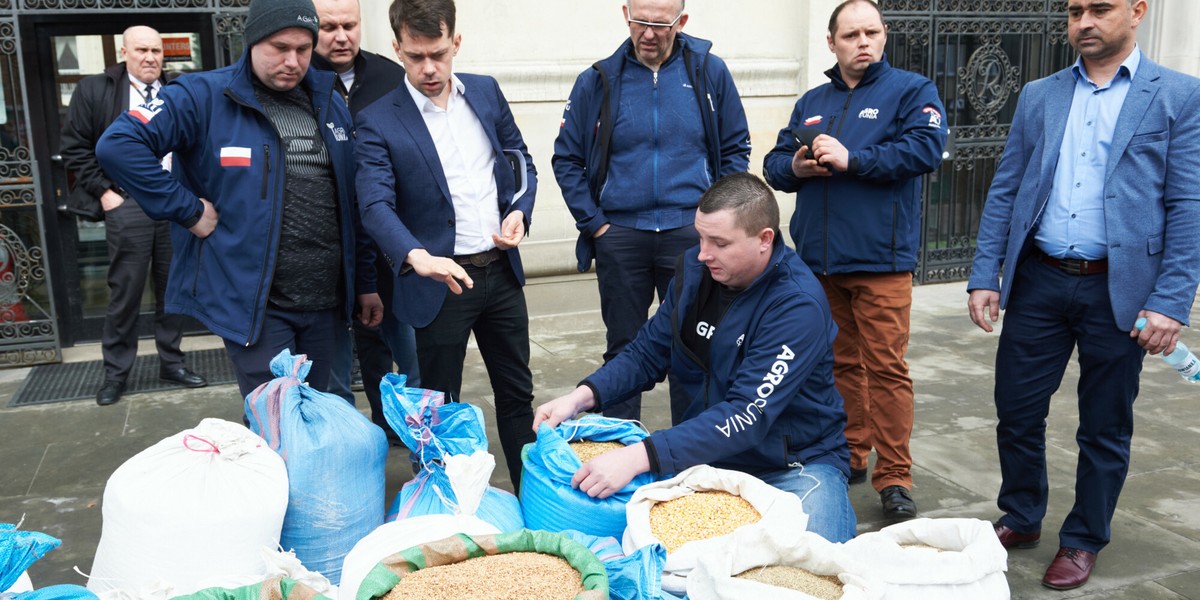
[1,274,1198,599]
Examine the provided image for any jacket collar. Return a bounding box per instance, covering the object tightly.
[825,54,891,90]
[224,49,334,110]
[598,31,712,78]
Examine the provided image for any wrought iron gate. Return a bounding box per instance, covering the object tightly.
[0,1,246,367]
[881,0,1074,284]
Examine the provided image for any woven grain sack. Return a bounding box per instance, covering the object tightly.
[355,530,607,600]
[87,419,288,598]
[520,417,654,539]
[246,350,388,585]
[843,518,1009,599]
[687,527,883,600]
[623,464,808,594]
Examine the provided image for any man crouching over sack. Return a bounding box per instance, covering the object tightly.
[533,173,855,542]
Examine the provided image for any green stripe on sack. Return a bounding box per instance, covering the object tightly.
[355,529,609,600]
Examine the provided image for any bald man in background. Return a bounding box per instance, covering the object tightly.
[60,25,207,407]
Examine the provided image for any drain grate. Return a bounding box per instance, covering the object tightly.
[8,348,237,407]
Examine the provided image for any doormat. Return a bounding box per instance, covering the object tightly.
[8,348,236,407]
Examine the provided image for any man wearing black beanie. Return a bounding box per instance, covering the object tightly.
[95,0,382,400]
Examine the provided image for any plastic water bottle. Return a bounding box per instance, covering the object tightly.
[1135,318,1200,383]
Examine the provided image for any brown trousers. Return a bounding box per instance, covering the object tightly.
[818,272,915,491]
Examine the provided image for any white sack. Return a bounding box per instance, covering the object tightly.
[87,419,289,598]
[622,464,808,594]
[843,517,1010,600]
[687,527,883,600]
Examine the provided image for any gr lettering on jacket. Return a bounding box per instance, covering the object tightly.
[715,345,796,438]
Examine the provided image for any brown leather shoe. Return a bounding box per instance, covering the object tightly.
[994,521,1040,549]
[1042,547,1097,590]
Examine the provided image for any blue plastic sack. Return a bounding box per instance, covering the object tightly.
[385,463,523,532]
[246,350,388,585]
[12,586,97,600]
[379,374,525,532]
[559,530,666,600]
[520,416,655,538]
[0,524,60,593]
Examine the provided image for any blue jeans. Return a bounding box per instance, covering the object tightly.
[758,463,857,543]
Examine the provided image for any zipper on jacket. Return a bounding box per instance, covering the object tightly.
[261,145,271,199]
[224,87,284,346]
[192,239,204,295]
[822,89,856,274]
[652,68,661,231]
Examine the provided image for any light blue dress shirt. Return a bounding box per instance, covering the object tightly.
[1036,48,1141,260]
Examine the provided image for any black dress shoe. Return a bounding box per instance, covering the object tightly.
[96,381,125,406]
[880,485,918,520]
[160,367,208,388]
[849,467,868,485]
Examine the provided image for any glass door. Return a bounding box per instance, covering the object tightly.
[25,14,216,345]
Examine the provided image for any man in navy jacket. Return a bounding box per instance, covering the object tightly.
[355,0,538,487]
[552,0,751,422]
[535,173,855,543]
[98,0,381,397]
[764,0,946,521]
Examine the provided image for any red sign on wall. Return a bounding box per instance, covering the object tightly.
[162,37,192,63]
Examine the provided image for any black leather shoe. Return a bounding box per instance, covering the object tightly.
[96,381,125,406]
[880,485,918,520]
[849,467,868,485]
[160,367,207,388]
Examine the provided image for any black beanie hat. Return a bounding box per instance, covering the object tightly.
[244,0,320,48]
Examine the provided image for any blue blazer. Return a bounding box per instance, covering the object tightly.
[968,57,1200,330]
[355,73,537,328]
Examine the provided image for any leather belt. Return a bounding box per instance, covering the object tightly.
[1037,249,1107,275]
[453,248,502,268]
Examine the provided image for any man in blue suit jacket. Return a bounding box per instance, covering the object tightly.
[355,0,537,487]
[967,0,1200,590]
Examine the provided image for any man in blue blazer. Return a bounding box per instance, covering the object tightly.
[967,0,1200,590]
[355,0,537,487]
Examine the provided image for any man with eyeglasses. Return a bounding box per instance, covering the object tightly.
[554,0,751,423]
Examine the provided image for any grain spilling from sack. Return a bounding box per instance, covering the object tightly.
[569,440,625,463]
[649,491,761,552]
[900,542,948,552]
[735,565,843,599]
[381,552,582,600]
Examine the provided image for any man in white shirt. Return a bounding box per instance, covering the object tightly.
[354,0,538,488]
[60,25,206,406]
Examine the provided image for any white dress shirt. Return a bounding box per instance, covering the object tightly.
[404,74,500,255]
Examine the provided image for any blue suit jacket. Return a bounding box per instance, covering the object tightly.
[968,57,1200,330]
[355,73,537,328]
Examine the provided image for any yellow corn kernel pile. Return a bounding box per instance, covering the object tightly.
[569,440,625,463]
[382,552,582,600]
[649,491,761,552]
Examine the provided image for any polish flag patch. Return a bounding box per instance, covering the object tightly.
[129,98,165,124]
[219,147,252,167]
[803,115,823,126]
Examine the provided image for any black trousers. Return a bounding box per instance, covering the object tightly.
[223,306,341,399]
[593,224,697,422]
[101,200,184,383]
[414,259,535,489]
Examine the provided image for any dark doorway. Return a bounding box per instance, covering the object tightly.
[22,13,216,346]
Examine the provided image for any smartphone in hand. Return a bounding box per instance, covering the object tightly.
[792,126,821,160]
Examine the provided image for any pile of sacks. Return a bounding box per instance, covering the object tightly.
[16,349,1012,600]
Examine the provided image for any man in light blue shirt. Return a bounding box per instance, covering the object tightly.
[967,0,1200,591]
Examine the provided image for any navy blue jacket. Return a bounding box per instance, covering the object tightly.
[764,57,947,274]
[97,52,370,346]
[585,238,849,477]
[552,33,751,272]
[354,74,537,328]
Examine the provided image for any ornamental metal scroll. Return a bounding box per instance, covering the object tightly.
[958,37,1021,125]
[880,1,1074,284]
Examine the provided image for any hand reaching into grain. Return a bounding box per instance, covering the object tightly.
[570,442,650,499]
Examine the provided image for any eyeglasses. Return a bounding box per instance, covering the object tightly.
[627,10,683,32]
